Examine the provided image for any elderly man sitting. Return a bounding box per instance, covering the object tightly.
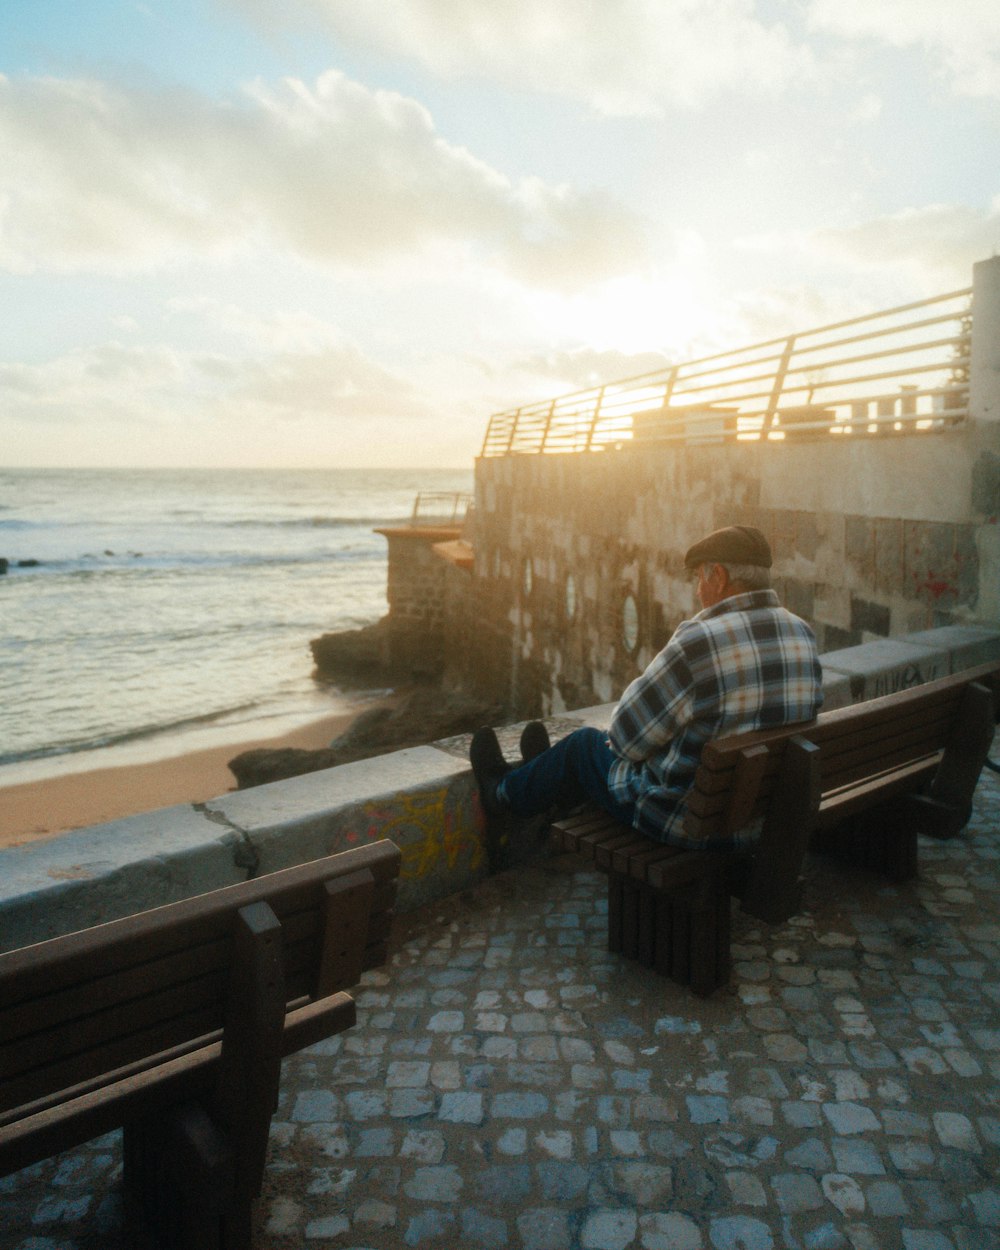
[470,525,823,848]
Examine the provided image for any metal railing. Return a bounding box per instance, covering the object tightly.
[408,491,473,525]
[480,286,972,456]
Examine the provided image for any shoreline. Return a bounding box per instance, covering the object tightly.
[0,708,370,850]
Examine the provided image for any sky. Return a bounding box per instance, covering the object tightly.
[1,0,998,469]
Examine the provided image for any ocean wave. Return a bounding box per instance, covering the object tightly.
[219,515,406,529]
[0,700,265,768]
[3,546,385,578]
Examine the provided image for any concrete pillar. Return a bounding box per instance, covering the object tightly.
[969,257,1000,623]
[970,255,1000,423]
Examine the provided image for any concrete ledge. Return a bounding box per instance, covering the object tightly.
[901,624,1000,672]
[819,638,949,702]
[0,805,246,953]
[821,624,1000,702]
[206,745,483,912]
[1,625,997,953]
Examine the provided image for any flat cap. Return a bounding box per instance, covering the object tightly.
[684,525,772,570]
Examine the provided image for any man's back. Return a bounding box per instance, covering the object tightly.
[607,589,823,846]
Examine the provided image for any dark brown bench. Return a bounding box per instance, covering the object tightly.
[0,839,401,1249]
[553,661,999,997]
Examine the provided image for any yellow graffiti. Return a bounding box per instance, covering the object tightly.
[359,786,484,880]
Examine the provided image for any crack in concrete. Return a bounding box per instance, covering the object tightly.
[195,804,260,879]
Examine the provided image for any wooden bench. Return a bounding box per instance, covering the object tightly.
[0,839,401,1249]
[553,661,999,998]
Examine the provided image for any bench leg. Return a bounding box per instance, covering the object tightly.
[670,895,691,986]
[820,805,919,882]
[923,681,996,834]
[654,894,673,978]
[741,736,820,923]
[123,1103,232,1250]
[689,876,730,998]
[611,869,731,996]
[637,886,656,969]
[607,875,624,954]
[123,1117,159,1250]
[621,880,640,960]
[715,885,732,989]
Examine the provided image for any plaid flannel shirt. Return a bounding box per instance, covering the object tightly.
[607,589,823,847]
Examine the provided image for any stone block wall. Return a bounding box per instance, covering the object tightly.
[462,429,999,714]
[376,526,462,679]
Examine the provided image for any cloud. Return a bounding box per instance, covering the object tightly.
[508,345,673,392]
[0,70,647,289]
[0,328,428,437]
[234,0,815,114]
[808,0,1000,98]
[814,199,1000,284]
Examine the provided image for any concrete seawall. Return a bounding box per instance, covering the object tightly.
[1,625,997,954]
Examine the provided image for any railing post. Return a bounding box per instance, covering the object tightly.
[662,366,679,410]
[506,408,520,454]
[540,399,557,453]
[584,387,605,452]
[764,336,796,435]
[970,256,1000,423]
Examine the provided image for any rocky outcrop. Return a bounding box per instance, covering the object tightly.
[309,617,392,686]
[227,687,507,789]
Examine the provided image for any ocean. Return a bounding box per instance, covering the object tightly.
[0,466,472,786]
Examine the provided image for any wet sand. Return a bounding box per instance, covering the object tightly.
[0,711,361,849]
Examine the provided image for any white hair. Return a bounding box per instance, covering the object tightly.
[719,562,771,591]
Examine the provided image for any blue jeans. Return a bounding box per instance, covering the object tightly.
[498,727,636,825]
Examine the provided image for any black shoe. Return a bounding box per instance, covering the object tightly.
[519,720,550,763]
[470,726,510,817]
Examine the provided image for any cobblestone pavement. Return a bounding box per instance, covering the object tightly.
[4,747,999,1250]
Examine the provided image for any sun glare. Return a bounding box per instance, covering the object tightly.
[530,272,714,358]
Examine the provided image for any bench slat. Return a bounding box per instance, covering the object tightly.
[1,918,394,1118]
[688,704,954,821]
[0,993,356,1177]
[686,733,949,840]
[0,892,395,1073]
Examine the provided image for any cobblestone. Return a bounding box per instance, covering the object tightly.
[3,733,1000,1248]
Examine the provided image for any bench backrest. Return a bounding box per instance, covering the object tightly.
[0,839,401,1120]
[683,661,999,843]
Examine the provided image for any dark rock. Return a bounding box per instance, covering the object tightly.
[17,559,40,568]
[227,746,342,790]
[0,558,7,575]
[228,687,508,789]
[310,617,392,686]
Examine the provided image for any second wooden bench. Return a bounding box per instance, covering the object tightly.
[553,661,998,997]
[0,838,402,1249]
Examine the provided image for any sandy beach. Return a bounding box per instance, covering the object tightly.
[0,711,362,850]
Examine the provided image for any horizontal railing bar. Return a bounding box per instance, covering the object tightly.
[781,334,967,377]
[806,359,962,392]
[783,316,969,361]
[771,287,971,343]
